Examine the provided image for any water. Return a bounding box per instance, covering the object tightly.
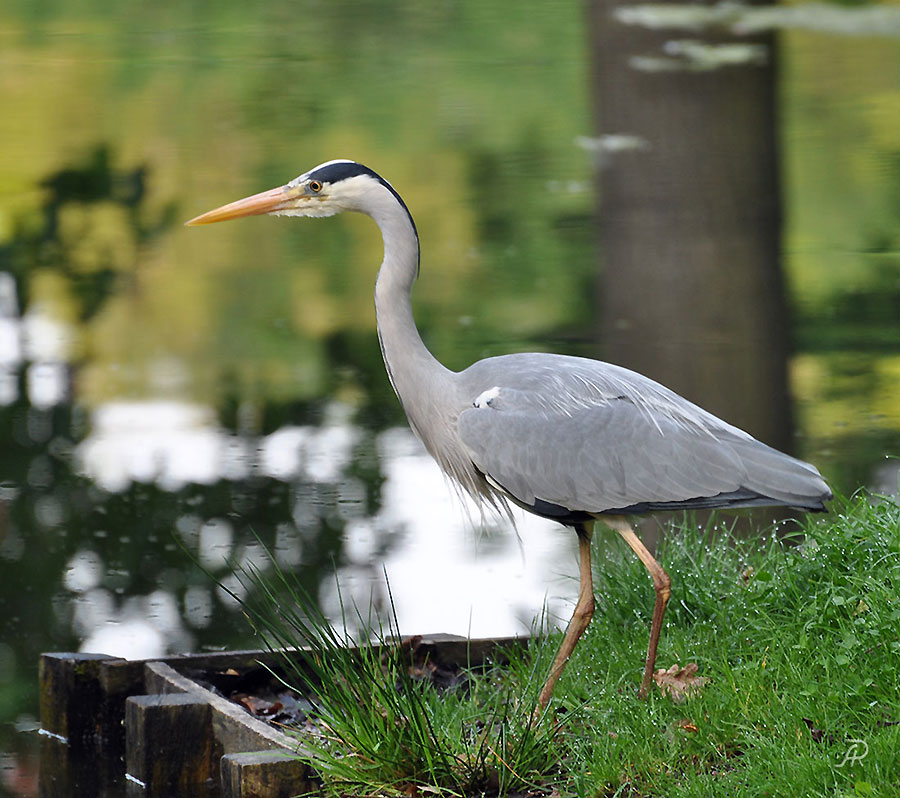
[1,2,899,794]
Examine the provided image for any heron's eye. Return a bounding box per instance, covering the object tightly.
[307,180,323,194]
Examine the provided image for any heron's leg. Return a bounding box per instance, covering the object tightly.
[536,523,594,713]
[606,516,671,699]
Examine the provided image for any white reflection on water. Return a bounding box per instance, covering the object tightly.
[78,401,237,492]
[22,301,74,409]
[25,362,68,410]
[63,549,105,593]
[77,400,366,492]
[261,420,360,483]
[0,273,78,407]
[75,588,197,660]
[615,2,900,38]
[197,518,234,571]
[0,274,23,406]
[74,399,577,656]
[183,585,214,629]
[325,428,574,639]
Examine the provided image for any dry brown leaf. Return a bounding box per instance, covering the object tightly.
[234,692,284,717]
[652,662,709,702]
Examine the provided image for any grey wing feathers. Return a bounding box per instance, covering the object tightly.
[456,354,831,516]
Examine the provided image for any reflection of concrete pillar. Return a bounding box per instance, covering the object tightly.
[587,0,792,454]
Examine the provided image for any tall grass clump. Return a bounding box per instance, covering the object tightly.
[231,560,563,797]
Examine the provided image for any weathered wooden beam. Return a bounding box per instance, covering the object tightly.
[221,751,313,798]
[125,693,214,791]
[39,652,124,748]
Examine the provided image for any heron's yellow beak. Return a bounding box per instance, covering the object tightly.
[185,184,301,226]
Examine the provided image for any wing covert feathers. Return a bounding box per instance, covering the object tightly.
[455,354,831,517]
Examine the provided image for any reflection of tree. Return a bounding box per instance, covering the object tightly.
[587,0,792,454]
[793,260,900,489]
[457,142,595,361]
[797,261,900,355]
[1,145,177,321]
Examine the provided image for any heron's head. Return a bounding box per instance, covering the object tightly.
[186,160,405,226]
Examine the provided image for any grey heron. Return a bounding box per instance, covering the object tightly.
[187,159,831,709]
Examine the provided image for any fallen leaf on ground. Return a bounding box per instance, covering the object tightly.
[234,692,284,717]
[653,663,709,702]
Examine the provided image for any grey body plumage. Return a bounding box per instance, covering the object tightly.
[188,158,831,709]
[456,352,829,519]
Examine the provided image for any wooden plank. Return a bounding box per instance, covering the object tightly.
[125,693,214,790]
[141,633,525,676]
[38,652,124,748]
[220,751,314,798]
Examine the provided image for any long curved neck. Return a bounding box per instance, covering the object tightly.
[369,194,454,433]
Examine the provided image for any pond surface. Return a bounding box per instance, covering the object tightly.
[1,2,900,794]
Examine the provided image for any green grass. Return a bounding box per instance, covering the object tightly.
[559,493,900,797]
[237,493,900,797]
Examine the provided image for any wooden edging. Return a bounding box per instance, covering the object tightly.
[39,634,527,797]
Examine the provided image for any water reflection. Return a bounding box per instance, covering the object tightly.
[324,428,569,639]
[78,401,246,492]
[73,395,571,650]
[0,277,73,411]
